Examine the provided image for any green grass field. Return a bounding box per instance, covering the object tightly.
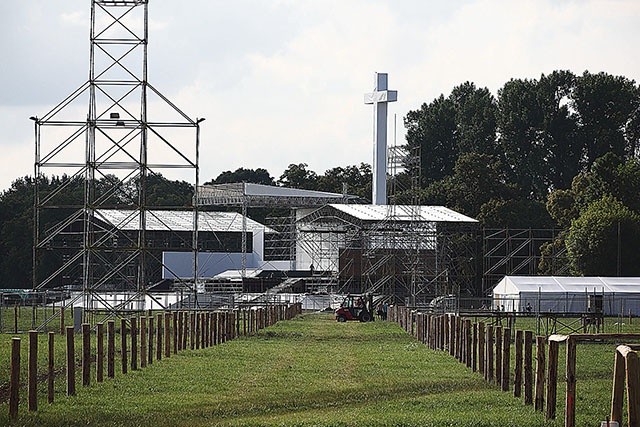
[0,312,629,426]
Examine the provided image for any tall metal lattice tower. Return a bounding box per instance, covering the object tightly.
[32,1,201,318]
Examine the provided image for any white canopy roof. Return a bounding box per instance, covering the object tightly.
[95,209,270,233]
[328,204,477,223]
[493,276,640,295]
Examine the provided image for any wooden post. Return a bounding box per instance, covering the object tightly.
[204,312,209,348]
[478,322,485,376]
[9,337,20,420]
[140,317,147,369]
[148,315,154,365]
[177,312,183,352]
[48,332,55,403]
[173,311,178,354]
[501,328,511,392]
[524,330,533,405]
[164,312,171,358]
[449,315,455,357]
[130,317,138,371]
[182,311,188,350]
[546,339,560,420]
[621,346,640,426]
[97,323,104,382]
[60,306,65,335]
[243,309,247,336]
[190,312,195,350]
[195,312,201,349]
[29,331,38,411]
[82,323,91,386]
[121,318,128,374]
[66,326,76,396]
[465,319,472,368]
[495,326,503,386]
[472,322,478,372]
[487,325,494,382]
[212,312,218,344]
[514,330,523,398]
[565,335,577,427]
[534,336,546,412]
[107,320,115,378]
[156,313,162,361]
[611,347,626,424]
[201,312,206,346]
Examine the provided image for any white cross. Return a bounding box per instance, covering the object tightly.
[365,73,397,205]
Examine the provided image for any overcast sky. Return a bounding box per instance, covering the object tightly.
[1,0,639,191]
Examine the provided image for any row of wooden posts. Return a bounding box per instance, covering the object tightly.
[388,306,581,427]
[7,303,302,421]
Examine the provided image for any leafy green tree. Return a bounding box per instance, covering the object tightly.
[573,71,640,164]
[547,153,640,228]
[545,189,577,229]
[537,71,582,190]
[449,82,498,155]
[566,195,640,276]
[477,199,553,229]
[421,153,512,218]
[316,163,371,200]
[404,95,457,185]
[0,177,35,288]
[538,234,571,275]
[208,167,275,186]
[145,175,194,207]
[277,163,318,190]
[497,77,549,199]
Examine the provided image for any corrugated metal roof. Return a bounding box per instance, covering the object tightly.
[327,204,478,223]
[197,183,357,207]
[95,209,270,233]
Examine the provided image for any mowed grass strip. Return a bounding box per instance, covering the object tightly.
[2,313,555,427]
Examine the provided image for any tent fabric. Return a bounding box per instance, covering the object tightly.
[492,276,640,315]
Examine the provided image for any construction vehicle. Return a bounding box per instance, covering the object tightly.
[335,294,374,322]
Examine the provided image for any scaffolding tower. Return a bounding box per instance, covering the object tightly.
[295,144,478,305]
[482,228,569,295]
[32,0,201,322]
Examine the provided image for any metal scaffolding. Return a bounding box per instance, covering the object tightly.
[32,0,201,322]
[482,228,569,296]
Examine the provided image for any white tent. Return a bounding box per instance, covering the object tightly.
[492,276,640,315]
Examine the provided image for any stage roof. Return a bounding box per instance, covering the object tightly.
[196,182,357,207]
[95,209,270,233]
[325,204,478,223]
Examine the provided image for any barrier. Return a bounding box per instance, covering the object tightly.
[5,303,302,420]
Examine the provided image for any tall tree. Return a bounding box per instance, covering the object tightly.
[573,71,640,164]
[537,71,582,190]
[497,77,548,199]
[404,95,457,185]
[449,82,498,155]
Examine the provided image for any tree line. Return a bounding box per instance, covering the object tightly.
[1,69,639,289]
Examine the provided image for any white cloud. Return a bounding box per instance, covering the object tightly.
[1,0,640,190]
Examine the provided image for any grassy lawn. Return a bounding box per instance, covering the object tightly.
[0,312,625,426]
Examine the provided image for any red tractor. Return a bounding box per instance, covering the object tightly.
[335,294,374,322]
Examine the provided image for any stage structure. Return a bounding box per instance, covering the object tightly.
[289,74,478,304]
[482,228,569,296]
[196,183,356,283]
[32,1,201,322]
